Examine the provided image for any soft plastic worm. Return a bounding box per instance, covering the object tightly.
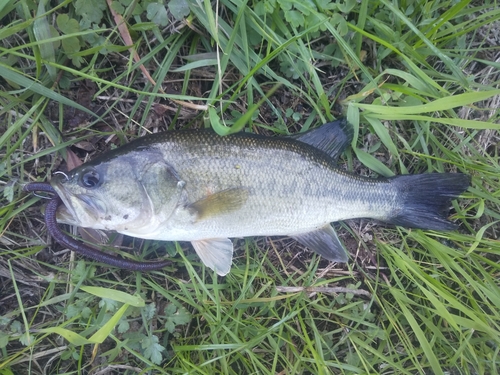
[23,182,172,271]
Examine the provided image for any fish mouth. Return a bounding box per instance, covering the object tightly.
[50,173,103,227]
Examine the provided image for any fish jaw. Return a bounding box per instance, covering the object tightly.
[51,175,105,228]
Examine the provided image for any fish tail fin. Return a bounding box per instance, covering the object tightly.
[388,173,470,230]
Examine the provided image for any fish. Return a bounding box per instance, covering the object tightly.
[50,119,470,276]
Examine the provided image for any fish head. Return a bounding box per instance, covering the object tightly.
[51,166,108,228]
[51,152,184,233]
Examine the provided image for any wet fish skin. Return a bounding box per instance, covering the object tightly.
[51,120,470,275]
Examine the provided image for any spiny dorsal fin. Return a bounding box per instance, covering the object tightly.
[191,238,234,276]
[189,188,249,221]
[291,119,353,160]
[291,224,349,262]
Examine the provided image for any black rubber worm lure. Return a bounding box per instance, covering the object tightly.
[23,182,171,271]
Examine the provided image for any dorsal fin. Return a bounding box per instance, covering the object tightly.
[291,119,353,160]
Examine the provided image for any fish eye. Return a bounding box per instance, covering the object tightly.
[79,168,101,189]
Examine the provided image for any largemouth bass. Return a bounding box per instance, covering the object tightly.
[51,120,470,275]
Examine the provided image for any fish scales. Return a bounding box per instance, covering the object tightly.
[148,130,398,239]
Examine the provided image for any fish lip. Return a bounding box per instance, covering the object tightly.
[50,173,103,226]
[50,173,75,217]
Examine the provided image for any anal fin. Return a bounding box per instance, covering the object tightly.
[291,225,348,263]
[191,238,234,276]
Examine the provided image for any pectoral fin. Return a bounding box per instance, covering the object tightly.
[291,225,348,262]
[189,188,248,221]
[191,238,234,276]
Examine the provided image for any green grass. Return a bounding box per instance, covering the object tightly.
[1,0,499,374]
